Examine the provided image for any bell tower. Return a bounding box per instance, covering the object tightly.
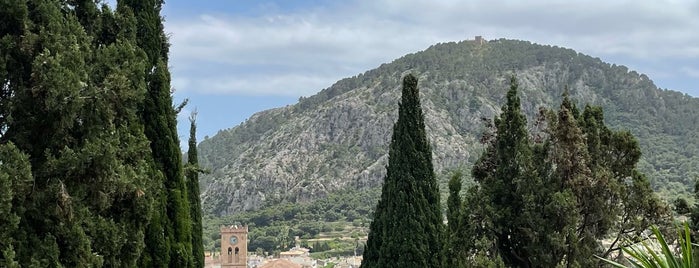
[220,225,248,268]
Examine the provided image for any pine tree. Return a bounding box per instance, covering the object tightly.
[78,29,154,267]
[459,185,505,268]
[187,112,205,268]
[471,81,579,267]
[0,0,28,133]
[361,74,444,268]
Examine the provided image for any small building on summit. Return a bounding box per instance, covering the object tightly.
[221,225,248,268]
[475,35,486,45]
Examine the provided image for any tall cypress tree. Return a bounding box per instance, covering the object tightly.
[361,74,444,268]
[187,112,205,268]
[446,172,464,267]
[119,0,194,266]
[447,172,462,237]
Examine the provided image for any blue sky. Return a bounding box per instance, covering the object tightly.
[159,0,699,149]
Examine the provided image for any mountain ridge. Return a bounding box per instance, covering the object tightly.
[198,39,699,216]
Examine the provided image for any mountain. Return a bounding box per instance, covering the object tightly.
[198,39,699,216]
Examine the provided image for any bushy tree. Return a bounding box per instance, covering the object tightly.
[0,143,32,268]
[0,0,200,266]
[470,77,540,267]
[579,105,670,261]
[465,78,668,267]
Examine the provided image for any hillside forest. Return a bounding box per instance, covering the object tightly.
[197,39,699,219]
[197,40,699,264]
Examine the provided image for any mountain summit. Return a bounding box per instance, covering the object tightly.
[198,39,699,216]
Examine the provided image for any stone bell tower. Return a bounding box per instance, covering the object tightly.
[220,225,248,268]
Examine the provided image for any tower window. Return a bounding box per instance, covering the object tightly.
[234,247,240,263]
[227,247,233,263]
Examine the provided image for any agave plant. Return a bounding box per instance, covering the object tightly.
[597,222,697,268]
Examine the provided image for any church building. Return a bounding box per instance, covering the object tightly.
[220,225,248,268]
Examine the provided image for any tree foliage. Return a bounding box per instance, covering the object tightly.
[118,0,194,266]
[361,74,444,268]
[0,0,201,266]
[446,171,463,267]
[463,77,669,267]
[187,112,205,268]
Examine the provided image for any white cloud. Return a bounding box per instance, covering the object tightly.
[175,73,337,96]
[164,0,699,97]
[682,67,699,78]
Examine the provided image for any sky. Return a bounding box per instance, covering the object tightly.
[157,0,699,148]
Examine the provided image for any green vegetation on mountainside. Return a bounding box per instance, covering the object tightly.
[202,187,379,255]
[198,39,699,219]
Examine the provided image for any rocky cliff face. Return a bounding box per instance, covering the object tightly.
[198,39,699,216]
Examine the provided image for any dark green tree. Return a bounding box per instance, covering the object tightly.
[579,105,670,261]
[0,1,99,265]
[674,197,691,215]
[187,111,205,268]
[464,118,505,268]
[468,81,669,267]
[690,180,699,242]
[538,93,591,267]
[0,0,200,266]
[67,0,100,38]
[446,171,463,267]
[447,172,463,234]
[459,186,505,268]
[120,0,194,266]
[361,74,444,268]
[472,77,537,267]
[0,143,32,268]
